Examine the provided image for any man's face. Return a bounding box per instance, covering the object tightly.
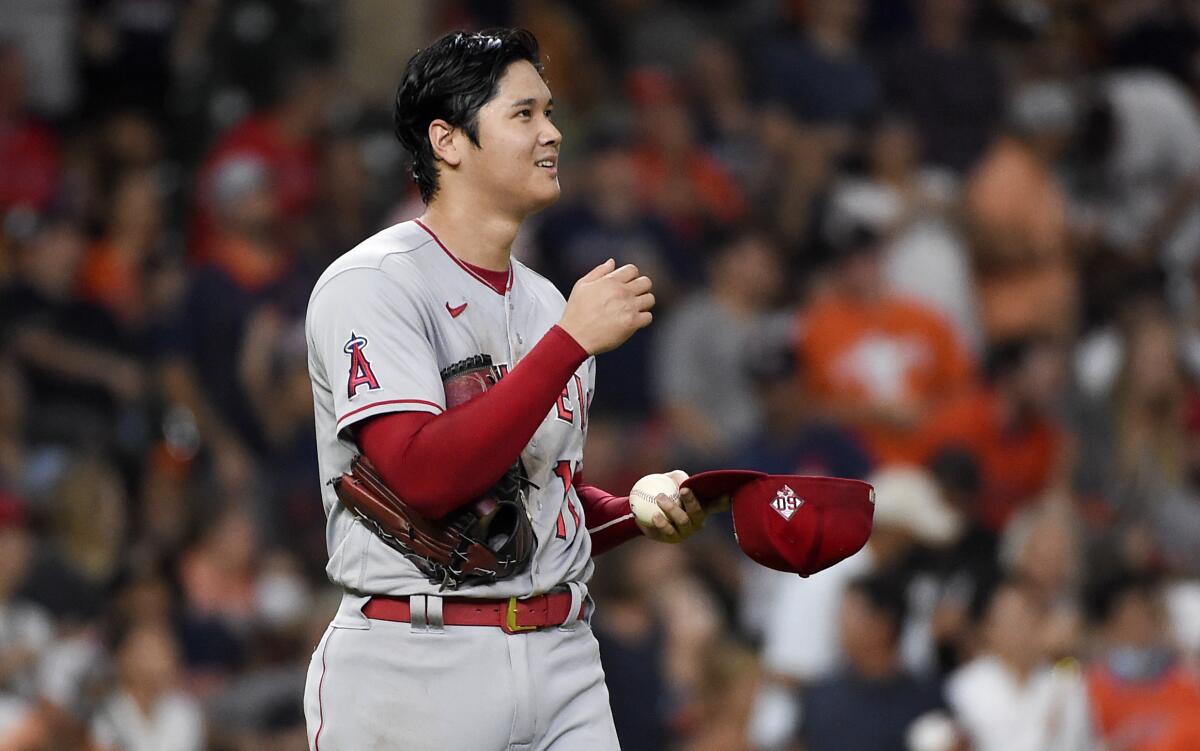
[838,590,896,669]
[1014,343,1066,415]
[462,60,562,216]
[985,586,1044,669]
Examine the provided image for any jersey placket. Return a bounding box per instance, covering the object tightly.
[505,280,543,596]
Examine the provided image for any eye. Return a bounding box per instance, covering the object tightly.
[517,109,532,118]
[544,109,554,120]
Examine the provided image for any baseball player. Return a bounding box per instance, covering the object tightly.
[302,28,713,750]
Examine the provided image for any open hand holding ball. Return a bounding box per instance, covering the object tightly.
[630,471,709,544]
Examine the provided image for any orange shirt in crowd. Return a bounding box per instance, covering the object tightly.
[78,240,144,323]
[797,295,974,465]
[965,136,1077,342]
[916,389,1062,532]
[1088,665,1200,751]
[631,146,745,229]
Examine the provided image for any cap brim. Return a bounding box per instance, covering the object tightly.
[681,470,767,505]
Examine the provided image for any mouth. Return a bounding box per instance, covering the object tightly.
[535,157,558,176]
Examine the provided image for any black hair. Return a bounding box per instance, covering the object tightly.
[394,28,543,203]
[982,335,1056,384]
[845,573,908,642]
[968,573,1039,626]
[1084,568,1161,627]
[928,447,982,499]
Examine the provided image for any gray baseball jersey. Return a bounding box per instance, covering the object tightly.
[305,219,598,599]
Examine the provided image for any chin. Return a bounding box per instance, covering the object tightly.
[523,183,562,215]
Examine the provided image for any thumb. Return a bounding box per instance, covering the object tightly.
[664,469,689,487]
[580,257,616,282]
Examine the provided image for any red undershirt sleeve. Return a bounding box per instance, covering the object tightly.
[355,325,587,519]
[574,480,641,555]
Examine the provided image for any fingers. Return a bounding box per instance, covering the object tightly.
[605,263,640,283]
[581,258,616,282]
[650,508,682,543]
[680,487,706,524]
[634,311,653,328]
[627,275,653,295]
[657,493,691,529]
[634,292,655,312]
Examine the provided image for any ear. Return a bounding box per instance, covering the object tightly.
[428,119,462,167]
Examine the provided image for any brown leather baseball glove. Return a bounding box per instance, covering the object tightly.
[333,355,538,589]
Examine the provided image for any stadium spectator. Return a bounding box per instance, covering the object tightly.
[831,114,981,352]
[591,543,673,751]
[91,621,205,751]
[1085,570,1200,751]
[22,457,128,623]
[946,577,1096,751]
[757,0,879,132]
[0,218,145,448]
[654,231,784,470]
[965,81,1079,343]
[190,61,334,261]
[0,494,53,699]
[882,0,1004,174]
[0,43,61,215]
[77,169,168,330]
[628,67,746,246]
[797,574,944,751]
[161,156,310,492]
[795,216,975,466]
[916,336,1067,532]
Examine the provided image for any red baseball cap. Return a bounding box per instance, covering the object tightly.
[683,471,874,576]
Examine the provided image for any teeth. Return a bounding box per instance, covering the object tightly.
[537,160,555,167]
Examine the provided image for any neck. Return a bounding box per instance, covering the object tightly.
[127,685,160,716]
[1001,655,1037,685]
[714,284,756,317]
[924,20,964,51]
[420,198,520,272]
[995,387,1024,431]
[854,650,899,681]
[811,23,853,56]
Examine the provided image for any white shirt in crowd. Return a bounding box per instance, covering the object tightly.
[90,690,205,751]
[946,655,1098,751]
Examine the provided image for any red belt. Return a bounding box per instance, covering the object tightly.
[363,591,584,634]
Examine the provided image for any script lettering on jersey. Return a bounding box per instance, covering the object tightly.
[344,332,381,398]
[554,373,588,427]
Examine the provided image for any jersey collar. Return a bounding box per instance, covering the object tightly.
[415,219,513,296]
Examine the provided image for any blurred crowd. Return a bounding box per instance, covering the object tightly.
[3,0,1200,749]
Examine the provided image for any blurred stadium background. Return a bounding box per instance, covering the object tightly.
[3,0,1200,749]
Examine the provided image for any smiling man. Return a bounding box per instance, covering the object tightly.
[302,29,713,750]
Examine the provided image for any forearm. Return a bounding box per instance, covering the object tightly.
[575,482,640,555]
[357,325,587,517]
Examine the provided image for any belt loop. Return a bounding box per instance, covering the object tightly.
[409,595,428,633]
[426,595,444,633]
[559,582,584,631]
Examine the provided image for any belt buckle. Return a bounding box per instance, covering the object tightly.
[502,596,538,634]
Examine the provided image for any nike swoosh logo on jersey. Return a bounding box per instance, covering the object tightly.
[446,302,468,318]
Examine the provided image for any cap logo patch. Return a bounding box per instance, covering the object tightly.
[771,484,805,520]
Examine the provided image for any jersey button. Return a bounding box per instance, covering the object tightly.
[516,333,524,345]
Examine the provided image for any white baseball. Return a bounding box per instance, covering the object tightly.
[629,473,680,526]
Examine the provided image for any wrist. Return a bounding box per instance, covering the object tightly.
[551,323,591,358]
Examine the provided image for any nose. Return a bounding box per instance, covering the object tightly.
[541,118,562,148]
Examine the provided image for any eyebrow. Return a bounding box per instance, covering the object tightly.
[511,98,554,108]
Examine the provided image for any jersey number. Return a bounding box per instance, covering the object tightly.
[553,460,580,541]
